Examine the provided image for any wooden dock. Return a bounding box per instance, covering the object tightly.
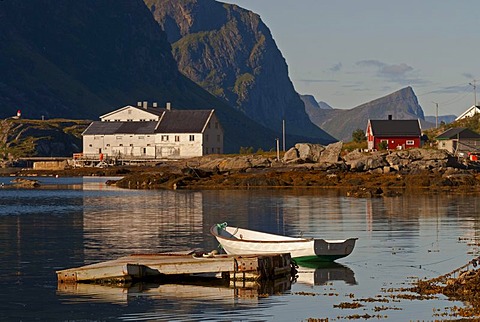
[57,251,293,284]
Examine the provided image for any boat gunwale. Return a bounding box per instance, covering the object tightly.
[210,225,357,245]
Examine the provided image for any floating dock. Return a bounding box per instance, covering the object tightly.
[57,251,293,284]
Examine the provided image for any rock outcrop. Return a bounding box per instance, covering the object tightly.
[145,0,336,144]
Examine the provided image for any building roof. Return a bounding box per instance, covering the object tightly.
[156,110,214,133]
[455,105,480,121]
[99,105,165,119]
[83,121,158,135]
[368,119,421,137]
[83,109,215,135]
[436,127,480,140]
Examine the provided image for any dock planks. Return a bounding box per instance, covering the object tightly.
[57,252,293,284]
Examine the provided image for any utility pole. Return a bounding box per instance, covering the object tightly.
[275,138,280,161]
[432,102,438,128]
[469,80,477,111]
[282,119,286,152]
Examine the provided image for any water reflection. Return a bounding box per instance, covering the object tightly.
[295,262,356,286]
[2,181,480,321]
[57,277,292,305]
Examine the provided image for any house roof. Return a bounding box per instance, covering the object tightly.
[455,105,480,121]
[99,105,165,119]
[156,110,214,133]
[368,119,421,137]
[436,127,480,140]
[83,121,158,135]
[83,109,215,135]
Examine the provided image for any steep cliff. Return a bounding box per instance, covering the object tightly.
[145,0,335,142]
[305,87,428,141]
[0,0,319,152]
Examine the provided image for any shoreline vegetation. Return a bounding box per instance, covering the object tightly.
[3,144,480,196]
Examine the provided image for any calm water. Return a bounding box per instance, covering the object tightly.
[0,176,479,321]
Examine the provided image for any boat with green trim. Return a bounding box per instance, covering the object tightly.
[210,223,357,262]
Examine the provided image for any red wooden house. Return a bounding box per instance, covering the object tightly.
[366,118,422,151]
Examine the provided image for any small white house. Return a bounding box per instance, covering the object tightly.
[82,102,224,159]
[455,105,480,121]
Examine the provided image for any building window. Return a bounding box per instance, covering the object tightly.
[441,142,446,147]
[88,144,92,147]
[406,140,414,145]
[127,119,133,122]
[106,144,110,147]
[128,110,132,114]
[130,144,133,146]
[205,134,209,142]
[147,144,151,146]
[211,147,215,153]
[189,135,195,141]
[162,135,169,141]
[138,136,144,139]
[217,135,220,142]
[116,136,122,140]
[119,144,123,146]
[175,135,180,142]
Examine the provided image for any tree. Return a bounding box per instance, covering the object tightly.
[352,129,366,143]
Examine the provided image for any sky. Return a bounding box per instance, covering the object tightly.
[222,0,480,117]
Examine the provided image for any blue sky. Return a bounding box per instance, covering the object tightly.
[223,0,480,117]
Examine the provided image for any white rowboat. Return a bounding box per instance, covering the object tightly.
[210,224,357,262]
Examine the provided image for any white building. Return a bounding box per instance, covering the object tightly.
[82,102,224,159]
[455,105,480,121]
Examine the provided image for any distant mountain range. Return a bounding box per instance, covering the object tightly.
[302,87,456,141]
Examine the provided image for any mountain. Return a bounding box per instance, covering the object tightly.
[425,115,457,125]
[0,0,334,153]
[300,95,333,110]
[144,0,335,142]
[305,87,428,141]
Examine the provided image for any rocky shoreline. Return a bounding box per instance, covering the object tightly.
[8,143,480,196]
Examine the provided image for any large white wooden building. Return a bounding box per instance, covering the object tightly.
[82,102,224,159]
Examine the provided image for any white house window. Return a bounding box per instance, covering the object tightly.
[116,136,122,140]
[128,110,132,114]
[89,144,92,147]
[441,142,446,147]
[406,140,414,145]
[138,136,144,139]
[127,119,133,122]
[189,135,195,141]
[161,135,169,141]
[129,144,133,146]
[119,144,123,146]
[106,144,110,147]
[175,135,180,142]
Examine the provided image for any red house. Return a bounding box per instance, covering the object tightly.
[366,118,422,151]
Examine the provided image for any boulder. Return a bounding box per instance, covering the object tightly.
[295,143,325,162]
[319,141,343,163]
[283,147,299,163]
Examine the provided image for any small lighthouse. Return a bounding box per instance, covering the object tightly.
[16,110,21,118]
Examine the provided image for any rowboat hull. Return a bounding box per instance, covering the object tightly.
[210,224,356,262]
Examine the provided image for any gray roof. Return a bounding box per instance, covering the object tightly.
[436,127,480,140]
[83,121,158,135]
[156,110,213,133]
[369,120,421,137]
[83,109,214,135]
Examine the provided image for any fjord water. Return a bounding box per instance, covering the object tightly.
[0,177,478,321]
